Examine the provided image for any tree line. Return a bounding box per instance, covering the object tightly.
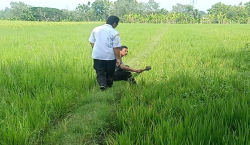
[1,0,250,24]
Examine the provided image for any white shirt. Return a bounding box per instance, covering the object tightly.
[89,24,121,60]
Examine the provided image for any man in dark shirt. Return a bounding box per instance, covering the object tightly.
[114,46,144,84]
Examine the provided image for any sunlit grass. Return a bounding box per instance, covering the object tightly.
[1,21,250,144]
[0,22,100,144]
[0,20,101,28]
[110,24,250,144]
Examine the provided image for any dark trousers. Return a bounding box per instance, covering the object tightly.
[93,59,116,87]
[113,69,136,84]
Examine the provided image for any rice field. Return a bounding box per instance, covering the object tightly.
[0,21,250,144]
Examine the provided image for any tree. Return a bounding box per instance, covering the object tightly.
[199,11,206,16]
[0,8,9,20]
[171,3,202,23]
[9,1,34,20]
[31,7,63,21]
[1,1,250,23]
[208,2,231,15]
[144,0,160,14]
[191,9,201,23]
[172,3,194,14]
[60,9,73,21]
[0,10,5,19]
[75,2,92,21]
[207,2,231,23]
[244,2,250,16]
[158,8,168,15]
[228,4,248,24]
[110,0,139,21]
[91,0,112,21]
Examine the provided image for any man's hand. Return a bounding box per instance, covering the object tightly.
[135,69,144,73]
[116,59,121,67]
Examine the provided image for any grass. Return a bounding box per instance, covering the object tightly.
[0,22,100,144]
[42,23,168,144]
[0,21,250,144]
[109,24,250,144]
[42,82,126,145]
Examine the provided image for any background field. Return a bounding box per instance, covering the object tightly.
[0,21,250,144]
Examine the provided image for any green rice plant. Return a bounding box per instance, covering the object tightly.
[0,21,103,144]
[0,20,100,28]
[1,21,250,144]
[110,24,250,144]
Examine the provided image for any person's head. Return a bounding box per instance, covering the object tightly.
[106,16,119,28]
[120,46,128,57]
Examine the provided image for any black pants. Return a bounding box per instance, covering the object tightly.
[93,59,116,87]
[113,69,136,84]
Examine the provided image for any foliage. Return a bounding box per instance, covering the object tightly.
[172,3,194,14]
[75,2,92,21]
[8,1,34,20]
[92,0,112,21]
[0,1,250,23]
[31,7,63,21]
[110,0,140,21]
[1,0,250,24]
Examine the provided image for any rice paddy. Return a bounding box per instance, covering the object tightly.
[0,21,250,144]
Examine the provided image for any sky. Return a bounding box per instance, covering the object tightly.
[0,0,249,12]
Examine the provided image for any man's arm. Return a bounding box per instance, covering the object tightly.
[120,64,144,73]
[113,32,122,66]
[114,47,121,66]
[90,43,94,48]
[89,30,95,48]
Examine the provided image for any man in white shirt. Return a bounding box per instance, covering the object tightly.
[89,16,121,91]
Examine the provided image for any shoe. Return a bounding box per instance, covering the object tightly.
[100,86,106,91]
